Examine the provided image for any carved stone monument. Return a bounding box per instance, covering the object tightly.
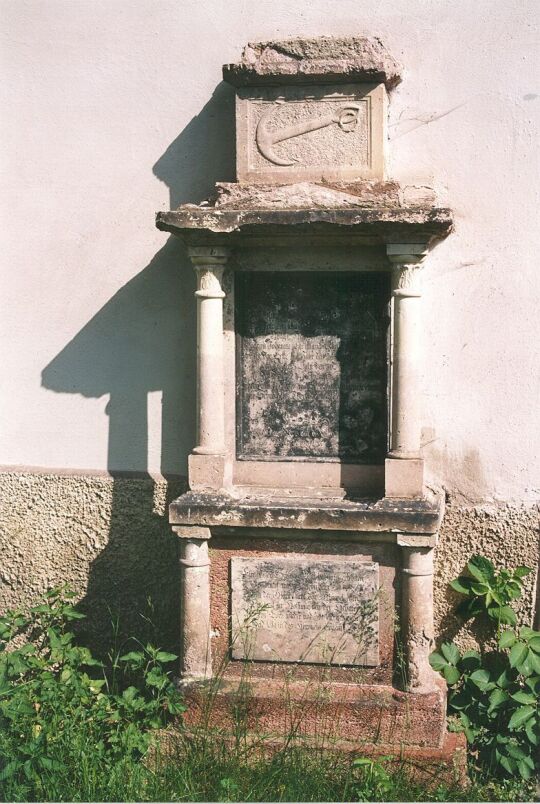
[156,36,464,769]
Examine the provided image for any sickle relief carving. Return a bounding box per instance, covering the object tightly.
[255,101,362,166]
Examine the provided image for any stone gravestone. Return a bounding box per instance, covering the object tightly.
[156,36,460,766]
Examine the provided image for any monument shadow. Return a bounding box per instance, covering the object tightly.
[41,82,235,655]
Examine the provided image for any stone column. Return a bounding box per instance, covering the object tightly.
[187,246,229,491]
[385,244,427,498]
[174,525,212,681]
[400,541,439,692]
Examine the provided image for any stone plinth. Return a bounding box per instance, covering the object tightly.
[172,520,454,770]
[180,677,466,784]
[171,493,443,698]
[182,677,447,749]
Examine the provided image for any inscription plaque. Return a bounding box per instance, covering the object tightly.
[231,558,379,666]
[236,272,389,462]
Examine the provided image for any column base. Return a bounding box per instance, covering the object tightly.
[188,453,227,492]
[385,457,424,498]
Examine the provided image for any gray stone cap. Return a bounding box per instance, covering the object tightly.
[156,206,452,246]
[155,180,452,246]
[223,37,402,89]
[169,490,444,534]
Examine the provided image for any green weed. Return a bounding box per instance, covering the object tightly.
[0,585,536,802]
[430,555,539,780]
[0,585,184,800]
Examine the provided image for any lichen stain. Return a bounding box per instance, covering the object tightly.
[236,271,389,462]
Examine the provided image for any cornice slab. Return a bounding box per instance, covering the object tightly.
[223,36,402,89]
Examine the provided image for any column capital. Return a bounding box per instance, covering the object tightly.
[401,544,435,574]
[388,244,427,298]
[386,243,428,266]
[187,246,230,266]
[194,266,225,299]
[172,525,212,540]
[188,247,229,299]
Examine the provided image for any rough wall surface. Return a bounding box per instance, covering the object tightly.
[435,499,539,649]
[0,471,537,652]
[0,471,185,654]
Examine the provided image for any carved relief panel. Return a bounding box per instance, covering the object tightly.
[236,84,386,183]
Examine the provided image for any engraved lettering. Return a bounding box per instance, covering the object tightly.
[236,272,389,461]
[231,558,380,666]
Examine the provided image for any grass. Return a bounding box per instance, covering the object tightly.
[1,725,536,802]
[0,587,537,802]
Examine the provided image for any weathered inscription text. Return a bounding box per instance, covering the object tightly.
[231,558,379,666]
[236,272,389,461]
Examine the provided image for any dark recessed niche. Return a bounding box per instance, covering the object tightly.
[235,271,390,463]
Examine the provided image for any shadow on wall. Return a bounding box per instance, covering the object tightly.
[40,82,235,654]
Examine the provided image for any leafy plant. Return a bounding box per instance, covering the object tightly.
[430,556,539,780]
[352,756,394,801]
[449,555,531,626]
[0,586,184,793]
[0,583,536,801]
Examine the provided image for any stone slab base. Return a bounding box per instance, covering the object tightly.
[180,676,448,749]
[155,727,467,788]
[174,677,466,786]
[249,732,468,787]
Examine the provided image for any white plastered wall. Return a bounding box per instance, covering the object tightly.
[1,0,539,503]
